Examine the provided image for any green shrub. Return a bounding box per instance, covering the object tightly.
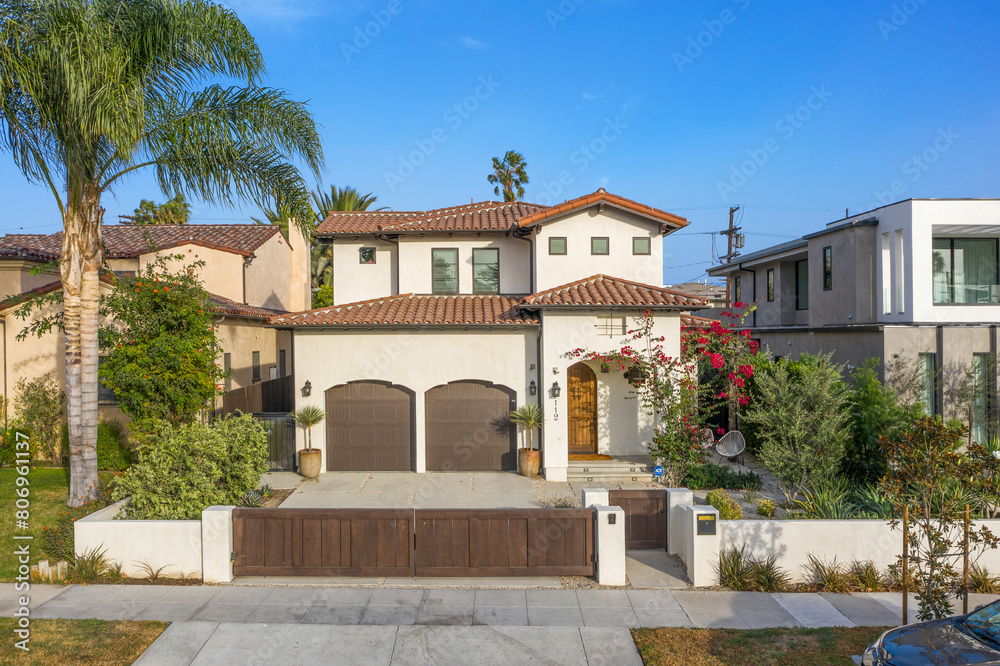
[969,564,1000,594]
[0,423,34,466]
[13,374,64,463]
[744,353,850,499]
[683,463,762,491]
[849,560,888,592]
[112,414,268,519]
[756,499,776,518]
[706,489,743,520]
[805,555,852,593]
[60,420,134,470]
[716,544,790,592]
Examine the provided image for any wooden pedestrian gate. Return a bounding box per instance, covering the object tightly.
[232,508,594,578]
[608,490,667,550]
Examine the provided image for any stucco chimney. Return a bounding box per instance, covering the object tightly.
[286,218,312,312]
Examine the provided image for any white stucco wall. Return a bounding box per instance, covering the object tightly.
[292,327,538,472]
[331,238,398,306]
[395,235,531,296]
[75,500,203,578]
[538,309,681,481]
[533,207,666,291]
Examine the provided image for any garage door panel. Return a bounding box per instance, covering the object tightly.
[326,381,414,471]
[425,381,517,471]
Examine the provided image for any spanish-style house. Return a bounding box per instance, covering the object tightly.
[0,223,310,420]
[708,198,1000,440]
[270,190,706,482]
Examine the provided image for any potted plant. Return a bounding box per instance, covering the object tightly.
[509,403,544,477]
[291,405,325,479]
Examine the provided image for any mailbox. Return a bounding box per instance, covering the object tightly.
[697,513,717,536]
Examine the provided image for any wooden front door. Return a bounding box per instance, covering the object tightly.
[567,363,597,454]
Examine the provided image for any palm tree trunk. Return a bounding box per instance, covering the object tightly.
[61,184,103,506]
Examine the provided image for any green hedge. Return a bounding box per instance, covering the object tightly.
[59,421,133,471]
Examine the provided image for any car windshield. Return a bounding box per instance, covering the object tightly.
[964,602,1000,647]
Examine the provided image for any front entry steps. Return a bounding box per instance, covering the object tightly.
[567,456,655,483]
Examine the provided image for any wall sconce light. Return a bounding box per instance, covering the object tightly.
[551,382,561,398]
[529,380,537,396]
[301,380,312,397]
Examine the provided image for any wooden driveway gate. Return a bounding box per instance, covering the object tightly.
[608,490,667,550]
[232,508,594,577]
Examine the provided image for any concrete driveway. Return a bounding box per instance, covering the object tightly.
[278,472,540,509]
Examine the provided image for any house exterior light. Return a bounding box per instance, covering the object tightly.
[301,380,312,397]
[529,380,537,396]
[551,382,561,398]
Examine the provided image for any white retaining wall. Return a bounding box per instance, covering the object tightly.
[74,501,234,580]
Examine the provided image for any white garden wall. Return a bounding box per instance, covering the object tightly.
[74,501,235,580]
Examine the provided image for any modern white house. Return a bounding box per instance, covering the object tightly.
[708,198,1000,440]
[270,190,706,482]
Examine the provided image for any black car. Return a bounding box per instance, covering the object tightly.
[863,600,1000,665]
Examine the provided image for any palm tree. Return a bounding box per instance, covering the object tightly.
[310,185,385,224]
[0,0,323,505]
[488,151,530,202]
[508,404,544,451]
[291,405,325,452]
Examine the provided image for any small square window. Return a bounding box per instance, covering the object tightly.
[549,237,567,255]
[596,316,626,337]
[359,247,376,264]
[591,238,609,255]
[632,237,651,255]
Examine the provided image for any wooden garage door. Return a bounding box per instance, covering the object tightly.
[609,489,667,550]
[325,381,414,471]
[425,381,517,471]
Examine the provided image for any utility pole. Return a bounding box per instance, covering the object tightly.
[720,206,743,306]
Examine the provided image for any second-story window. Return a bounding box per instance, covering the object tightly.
[932,237,1000,304]
[359,247,376,264]
[596,316,626,336]
[632,237,651,255]
[223,352,232,391]
[472,248,500,294]
[733,275,742,303]
[591,237,609,255]
[823,246,833,290]
[432,248,459,294]
[252,351,261,383]
[549,237,567,255]
[796,260,809,310]
[766,268,774,301]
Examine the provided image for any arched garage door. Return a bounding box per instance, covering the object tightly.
[425,381,517,471]
[325,381,414,471]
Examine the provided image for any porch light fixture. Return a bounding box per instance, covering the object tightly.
[301,380,312,397]
[624,365,646,388]
[551,382,561,398]
[529,380,537,396]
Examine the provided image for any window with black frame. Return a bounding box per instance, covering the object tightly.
[766,268,774,301]
[432,248,459,294]
[796,260,809,310]
[933,237,1000,304]
[472,248,500,294]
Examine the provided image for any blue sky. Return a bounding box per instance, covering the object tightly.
[2,0,998,285]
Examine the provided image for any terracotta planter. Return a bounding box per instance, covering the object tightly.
[518,448,540,477]
[299,449,323,479]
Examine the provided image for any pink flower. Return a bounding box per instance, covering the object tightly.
[710,353,724,369]
[734,301,747,308]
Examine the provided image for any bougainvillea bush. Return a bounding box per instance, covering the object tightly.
[99,255,224,432]
[568,305,762,487]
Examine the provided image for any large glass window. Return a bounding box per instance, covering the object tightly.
[933,237,1000,304]
[432,248,459,294]
[796,260,809,310]
[472,248,500,294]
[918,352,937,416]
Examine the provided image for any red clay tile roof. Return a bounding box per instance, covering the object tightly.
[316,201,549,235]
[682,314,716,328]
[516,189,688,231]
[0,224,279,260]
[521,275,707,309]
[269,294,539,327]
[207,293,288,320]
[0,275,116,312]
